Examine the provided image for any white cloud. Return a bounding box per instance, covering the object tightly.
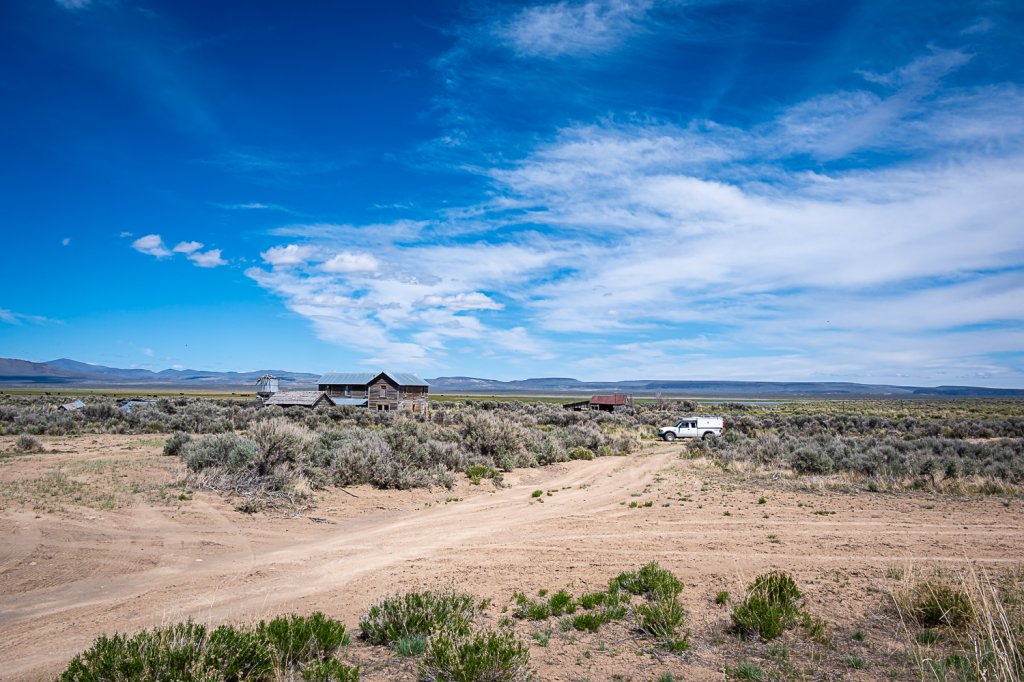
[131,235,226,268]
[495,0,653,58]
[419,292,504,311]
[131,234,171,258]
[54,0,91,9]
[119,231,133,238]
[187,249,227,268]
[962,17,994,35]
[61,237,70,246]
[173,240,203,254]
[321,251,380,274]
[239,48,1024,385]
[0,308,59,325]
[261,244,317,268]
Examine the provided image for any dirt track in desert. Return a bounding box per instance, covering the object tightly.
[1,435,1022,680]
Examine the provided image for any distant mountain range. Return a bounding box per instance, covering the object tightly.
[0,358,319,390]
[1,357,1022,397]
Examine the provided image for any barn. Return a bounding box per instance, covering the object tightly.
[317,371,429,414]
[564,394,633,412]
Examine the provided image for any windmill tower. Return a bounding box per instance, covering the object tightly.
[255,374,279,400]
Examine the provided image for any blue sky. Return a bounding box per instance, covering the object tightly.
[1,0,1023,386]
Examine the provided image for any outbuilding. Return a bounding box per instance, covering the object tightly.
[564,394,633,412]
[263,391,333,408]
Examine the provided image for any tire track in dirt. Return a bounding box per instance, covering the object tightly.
[0,449,671,679]
[2,444,1023,681]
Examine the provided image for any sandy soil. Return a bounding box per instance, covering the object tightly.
[1,434,1022,681]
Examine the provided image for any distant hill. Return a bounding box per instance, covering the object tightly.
[0,358,319,389]
[420,376,1024,397]
[0,358,1021,397]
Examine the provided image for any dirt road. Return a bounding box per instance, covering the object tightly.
[1,437,1022,680]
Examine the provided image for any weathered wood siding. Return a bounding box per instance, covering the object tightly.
[321,376,429,414]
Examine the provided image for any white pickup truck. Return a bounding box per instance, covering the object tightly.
[659,416,724,441]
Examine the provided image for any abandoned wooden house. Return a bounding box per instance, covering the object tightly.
[263,391,333,408]
[564,394,633,412]
[317,371,430,413]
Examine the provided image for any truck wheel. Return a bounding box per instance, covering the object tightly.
[702,431,716,440]
[663,432,676,442]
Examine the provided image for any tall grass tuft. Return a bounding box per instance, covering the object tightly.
[359,589,477,647]
[894,565,1023,681]
[419,628,531,682]
[731,572,804,640]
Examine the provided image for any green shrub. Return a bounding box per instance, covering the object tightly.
[571,612,608,632]
[725,662,768,681]
[570,590,629,633]
[512,592,551,621]
[715,590,730,605]
[359,589,476,646]
[182,433,261,473]
[58,620,274,681]
[419,628,530,682]
[577,591,608,610]
[791,447,834,474]
[395,634,428,657]
[465,464,502,486]
[634,593,690,651]
[609,562,683,599]
[731,572,803,640]
[257,612,349,669]
[548,590,576,616]
[300,658,360,681]
[531,490,543,498]
[163,431,191,457]
[568,447,594,460]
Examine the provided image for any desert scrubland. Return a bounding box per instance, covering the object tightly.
[1,396,1022,681]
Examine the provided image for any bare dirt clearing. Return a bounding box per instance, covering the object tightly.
[1,434,1022,680]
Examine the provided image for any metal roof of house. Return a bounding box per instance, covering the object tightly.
[264,391,329,407]
[59,399,85,411]
[318,371,429,387]
[590,394,629,405]
[329,397,369,407]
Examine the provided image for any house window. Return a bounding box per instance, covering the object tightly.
[379,384,386,398]
[344,385,351,397]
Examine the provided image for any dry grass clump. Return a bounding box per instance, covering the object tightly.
[892,565,1024,680]
[14,434,45,453]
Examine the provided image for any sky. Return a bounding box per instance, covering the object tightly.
[1,0,1023,386]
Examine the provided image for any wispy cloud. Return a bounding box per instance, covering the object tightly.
[206,150,346,181]
[54,0,91,10]
[0,308,60,325]
[213,201,304,215]
[493,0,653,59]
